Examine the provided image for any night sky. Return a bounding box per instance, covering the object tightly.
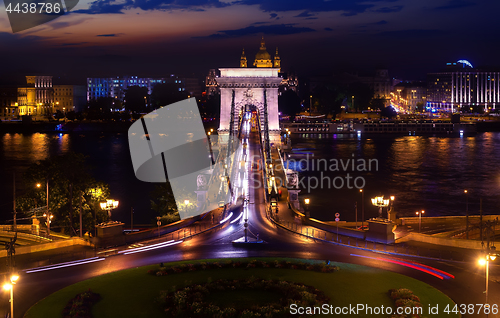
[0,0,499,84]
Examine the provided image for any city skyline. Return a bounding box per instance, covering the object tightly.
[1,0,500,84]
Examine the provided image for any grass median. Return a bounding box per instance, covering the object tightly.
[25,257,458,318]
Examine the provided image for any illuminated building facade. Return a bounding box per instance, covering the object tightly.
[392,82,426,112]
[54,85,86,113]
[87,75,185,101]
[278,72,298,94]
[17,76,54,116]
[205,69,219,96]
[426,60,500,112]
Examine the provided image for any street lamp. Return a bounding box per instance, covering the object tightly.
[37,179,50,236]
[371,196,389,219]
[3,274,19,318]
[464,189,469,239]
[88,188,104,239]
[309,95,312,115]
[479,249,497,308]
[100,199,119,219]
[360,189,364,228]
[388,195,395,221]
[156,216,161,238]
[304,198,310,218]
[416,210,425,232]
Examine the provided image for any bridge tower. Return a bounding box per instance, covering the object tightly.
[217,38,282,146]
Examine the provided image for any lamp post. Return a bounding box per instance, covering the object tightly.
[416,210,424,232]
[207,131,214,167]
[371,196,389,219]
[389,195,395,221]
[89,188,102,238]
[309,95,312,115]
[464,189,469,239]
[360,189,364,228]
[479,250,497,312]
[352,95,354,111]
[3,274,19,318]
[156,216,161,239]
[304,198,310,218]
[13,172,16,233]
[37,180,51,237]
[100,199,119,219]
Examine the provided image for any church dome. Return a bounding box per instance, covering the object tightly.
[253,36,273,68]
[255,48,271,60]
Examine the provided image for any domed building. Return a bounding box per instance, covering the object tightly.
[239,37,280,71]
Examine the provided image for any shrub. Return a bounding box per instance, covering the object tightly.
[62,290,101,318]
[388,288,422,318]
[147,259,339,276]
[161,278,329,318]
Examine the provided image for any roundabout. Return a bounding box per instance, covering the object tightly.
[25,258,458,318]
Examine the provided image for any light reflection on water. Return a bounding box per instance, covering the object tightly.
[290,132,500,221]
[0,132,155,225]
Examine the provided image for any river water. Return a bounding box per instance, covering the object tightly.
[0,132,156,226]
[289,132,500,221]
[0,132,499,225]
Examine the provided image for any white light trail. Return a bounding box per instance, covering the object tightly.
[118,240,174,254]
[123,240,183,255]
[230,211,244,224]
[26,257,105,273]
[220,212,233,224]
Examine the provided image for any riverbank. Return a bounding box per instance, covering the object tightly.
[0,121,132,133]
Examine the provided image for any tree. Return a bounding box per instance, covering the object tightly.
[150,182,177,216]
[380,106,398,118]
[66,111,77,121]
[151,83,188,109]
[150,182,197,225]
[150,182,181,225]
[124,86,149,113]
[347,82,373,112]
[85,97,114,120]
[278,89,301,119]
[370,96,387,111]
[54,110,65,120]
[416,102,424,113]
[312,82,345,118]
[16,152,111,236]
